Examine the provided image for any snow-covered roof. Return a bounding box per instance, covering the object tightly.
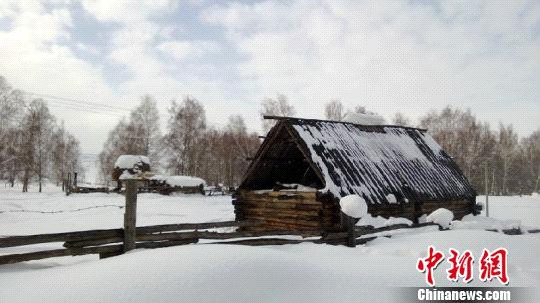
[166,176,206,187]
[342,112,385,125]
[114,155,150,169]
[240,117,476,204]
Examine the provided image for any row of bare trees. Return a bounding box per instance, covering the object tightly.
[99,94,536,194]
[419,107,539,196]
[0,76,81,192]
[98,96,260,187]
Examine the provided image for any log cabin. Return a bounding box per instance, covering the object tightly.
[234,116,477,232]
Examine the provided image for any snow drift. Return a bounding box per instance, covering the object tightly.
[426,208,454,228]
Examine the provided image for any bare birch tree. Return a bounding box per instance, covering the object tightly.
[260,94,296,133]
[324,99,346,121]
[164,96,207,175]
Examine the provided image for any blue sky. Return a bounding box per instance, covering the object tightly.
[1,0,539,153]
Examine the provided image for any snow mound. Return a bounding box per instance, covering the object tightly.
[385,217,413,226]
[166,176,206,187]
[339,195,368,218]
[426,208,454,228]
[451,214,521,231]
[386,194,397,204]
[357,215,413,228]
[114,155,150,169]
[343,112,385,125]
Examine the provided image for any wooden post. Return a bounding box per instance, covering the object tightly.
[124,179,138,252]
[66,173,71,196]
[340,212,356,248]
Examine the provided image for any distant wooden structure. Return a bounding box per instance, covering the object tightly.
[145,176,205,195]
[111,155,151,191]
[110,155,205,195]
[234,117,477,232]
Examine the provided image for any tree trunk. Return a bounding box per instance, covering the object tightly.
[22,169,29,192]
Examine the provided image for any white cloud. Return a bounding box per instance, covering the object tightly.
[1,0,538,153]
[158,40,221,61]
[81,0,178,23]
[80,0,238,142]
[202,0,540,135]
[0,1,117,153]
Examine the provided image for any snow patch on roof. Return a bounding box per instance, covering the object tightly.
[166,176,206,187]
[342,112,385,125]
[386,194,397,204]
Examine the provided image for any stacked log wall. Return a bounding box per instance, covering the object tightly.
[368,199,474,221]
[234,190,336,232]
[234,190,474,232]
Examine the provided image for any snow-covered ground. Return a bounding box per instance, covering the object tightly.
[477,195,540,227]
[0,186,539,302]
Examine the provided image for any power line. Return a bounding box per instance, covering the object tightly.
[21,91,264,134]
[26,92,132,112]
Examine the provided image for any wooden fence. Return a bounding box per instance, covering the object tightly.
[0,220,445,265]
[2,179,537,265]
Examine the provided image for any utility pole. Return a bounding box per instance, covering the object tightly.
[485,162,489,217]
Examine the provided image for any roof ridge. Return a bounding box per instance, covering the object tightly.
[263,115,427,132]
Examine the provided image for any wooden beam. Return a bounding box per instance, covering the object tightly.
[0,239,200,265]
[0,220,261,248]
[135,220,261,234]
[263,115,294,120]
[0,229,124,248]
[0,245,123,265]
